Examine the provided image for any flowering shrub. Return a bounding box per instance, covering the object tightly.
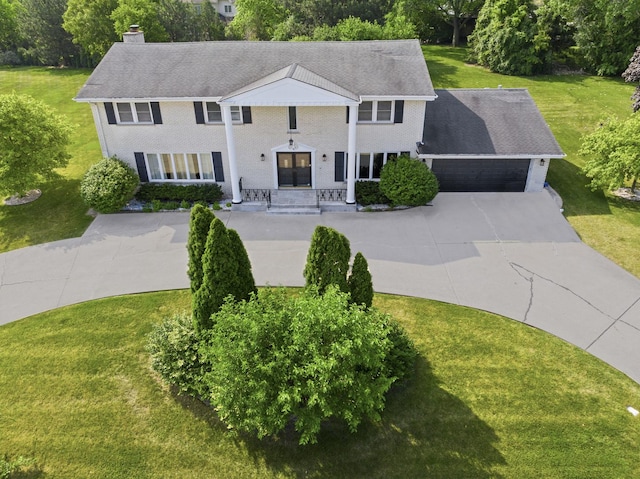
[80,157,138,213]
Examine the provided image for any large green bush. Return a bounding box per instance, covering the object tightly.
[348,252,374,308]
[187,204,215,294]
[355,180,391,206]
[379,155,439,206]
[80,156,138,213]
[200,286,395,445]
[147,311,208,397]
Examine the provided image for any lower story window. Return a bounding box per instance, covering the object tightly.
[146,153,215,181]
[357,151,410,180]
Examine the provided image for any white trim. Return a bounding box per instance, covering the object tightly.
[90,103,109,158]
[346,105,357,204]
[75,95,437,103]
[418,154,566,160]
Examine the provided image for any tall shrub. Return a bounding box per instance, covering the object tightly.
[192,218,237,331]
[187,204,215,293]
[348,252,374,308]
[379,155,439,206]
[228,228,257,301]
[303,226,351,294]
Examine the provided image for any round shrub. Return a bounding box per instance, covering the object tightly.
[379,155,439,206]
[81,157,138,213]
[147,311,209,398]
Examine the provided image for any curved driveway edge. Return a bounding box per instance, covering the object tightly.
[1,192,639,383]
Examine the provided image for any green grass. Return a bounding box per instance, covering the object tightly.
[424,46,640,277]
[1,290,639,478]
[0,67,99,252]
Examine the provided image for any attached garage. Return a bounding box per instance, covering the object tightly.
[431,158,530,192]
[418,89,564,193]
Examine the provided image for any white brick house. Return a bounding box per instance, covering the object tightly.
[74,37,564,207]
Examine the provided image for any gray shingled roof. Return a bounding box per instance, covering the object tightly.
[420,89,564,157]
[75,40,435,101]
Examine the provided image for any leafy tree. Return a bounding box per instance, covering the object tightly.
[580,114,640,192]
[111,0,169,42]
[303,226,351,294]
[0,93,73,198]
[192,217,237,331]
[570,0,640,76]
[430,0,484,47]
[80,156,138,212]
[226,0,286,40]
[379,155,439,206]
[281,0,393,28]
[390,0,450,43]
[469,0,551,76]
[348,252,374,309]
[227,228,257,302]
[187,204,215,294]
[157,0,198,41]
[196,0,226,41]
[63,0,119,61]
[333,16,385,41]
[17,0,80,66]
[201,286,394,445]
[0,0,20,51]
[622,46,640,113]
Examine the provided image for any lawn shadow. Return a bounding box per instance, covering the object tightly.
[235,355,506,478]
[546,158,612,217]
[424,57,463,88]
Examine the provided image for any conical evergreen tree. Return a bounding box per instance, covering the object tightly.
[186,204,215,293]
[228,228,257,302]
[193,218,236,331]
[348,252,374,308]
[303,225,351,294]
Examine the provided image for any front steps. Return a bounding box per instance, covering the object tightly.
[267,189,321,215]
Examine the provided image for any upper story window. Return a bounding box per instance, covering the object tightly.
[288,106,297,131]
[205,102,241,123]
[224,4,232,13]
[116,102,153,123]
[358,100,394,123]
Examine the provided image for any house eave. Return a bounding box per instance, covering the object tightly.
[417,153,566,159]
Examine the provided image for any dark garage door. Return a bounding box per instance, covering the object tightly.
[431,158,530,192]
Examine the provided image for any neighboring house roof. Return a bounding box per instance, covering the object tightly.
[75,40,435,102]
[419,89,565,157]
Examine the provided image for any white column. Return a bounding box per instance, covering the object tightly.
[222,104,242,204]
[346,104,358,204]
[91,103,109,158]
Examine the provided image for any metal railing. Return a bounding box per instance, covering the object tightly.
[316,189,347,203]
[241,188,271,206]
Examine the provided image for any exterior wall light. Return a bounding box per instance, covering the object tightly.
[322,154,327,162]
[540,159,545,166]
[260,153,265,161]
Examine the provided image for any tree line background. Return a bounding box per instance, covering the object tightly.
[0,0,639,76]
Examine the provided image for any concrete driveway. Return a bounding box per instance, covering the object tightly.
[1,191,639,383]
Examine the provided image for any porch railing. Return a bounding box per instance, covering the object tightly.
[316,189,347,204]
[241,188,271,206]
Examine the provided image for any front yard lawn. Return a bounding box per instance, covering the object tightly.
[1,290,638,478]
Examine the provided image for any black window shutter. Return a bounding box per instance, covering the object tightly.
[212,152,224,182]
[134,152,148,182]
[105,102,117,124]
[150,102,162,124]
[394,100,404,124]
[241,106,252,124]
[194,102,205,124]
[335,152,345,182]
[346,106,349,123]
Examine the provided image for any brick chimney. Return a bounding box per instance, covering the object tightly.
[123,25,145,43]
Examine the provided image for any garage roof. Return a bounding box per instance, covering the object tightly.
[419,89,565,157]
